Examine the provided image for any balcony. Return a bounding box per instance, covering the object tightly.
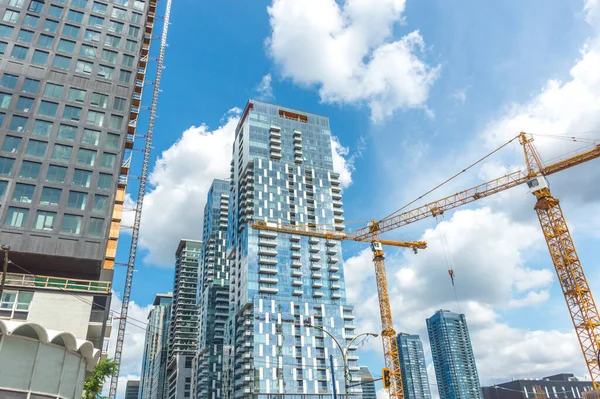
[331,283,341,290]
[309,246,320,253]
[290,243,301,250]
[290,235,301,242]
[291,270,302,278]
[328,257,339,264]
[343,311,355,320]
[309,237,319,244]
[259,266,278,275]
[310,263,321,270]
[311,272,322,279]
[258,257,277,266]
[312,281,323,289]
[326,248,337,255]
[329,274,340,281]
[258,276,278,284]
[1,272,111,293]
[331,293,342,300]
[259,285,279,294]
[292,279,302,287]
[292,289,303,296]
[291,261,302,269]
[259,230,277,238]
[312,290,323,298]
[291,253,301,260]
[259,238,277,248]
[259,248,277,257]
[310,255,321,262]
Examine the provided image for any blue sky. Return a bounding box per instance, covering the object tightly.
[107,0,600,396]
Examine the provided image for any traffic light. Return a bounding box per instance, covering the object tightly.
[382,368,391,389]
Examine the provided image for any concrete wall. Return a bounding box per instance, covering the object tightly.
[28,290,92,339]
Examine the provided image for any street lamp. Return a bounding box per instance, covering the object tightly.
[305,322,378,398]
[0,244,10,299]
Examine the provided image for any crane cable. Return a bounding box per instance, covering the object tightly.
[436,215,461,313]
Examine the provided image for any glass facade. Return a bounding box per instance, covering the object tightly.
[196,178,230,399]
[396,333,432,399]
[427,310,482,399]
[359,367,377,399]
[139,293,172,399]
[223,100,358,398]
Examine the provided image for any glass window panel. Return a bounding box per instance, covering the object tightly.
[101,49,117,64]
[92,1,107,14]
[40,187,61,206]
[0,41,6,54]
[133,1,144,11]
[108,20,123,33]
[98,173,112,190]
[6,207,28,227]
[122,54,134,68]
[62,24,79,38]
[70,0,87,8]
[10,45,28,60]
[87,110,104,127]
[82,129,100,145]
[23,78,39,93]
[46,165,67,183]
[67,191,87,210]
[44,83,63,99]
[27,0,44,12]
[25,139,47,157]
[18,160,40,179]
[91,93,108,109]
[128,25,140,38]
[98,65,114,79]
[9,115,27,131]
[52,55,71,70]
[23,14,38,28]
[109,115,122,130]
[48,5,63,17]
[16,96,33,112]
[37,34,53,48]
[125,39,136,52]
[115,0,128,5]
[80,44,97,58]
[12,183,35,203]
[57,124,77,141]
[75,60,93,74]
[67,88,86,103]
[32,120,52,137]
[88,217,104,237]
[61,214,82,234]
[51,144,72,162]
[72,169,91,187]
[63,105,81,121]
[113,97,126,111]
[43,19,58,33]
[0,157,15,175]
[38,101,58,117]
[93,194,108,212]
[0,113,4,128]
[101,152,116,169]
[84,29,100,42]
[106,133,119,149]
[0,92,12,108]
[89,15,104,27]
[1,74,17,89]
[111,7,126,19]
[131,12,143,24]
[17,29,33,43]
[67,10,83,23]
[35,211,56,230]
[104,34,120,48]
[0,24,14,38]
[3,10,20,23]
[2,136,21,153]
[118,70,131,84]
[77,148,96,166]
[0,181,7,198]
[58,39,75,53]
[9,0,25,8]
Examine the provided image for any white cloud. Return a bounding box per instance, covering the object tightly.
[102,292,152,399]
[331,136,354,188]
[266,0,440,121]
[256,73,274,100]
[452,86,469,105]
[585,0,600,28]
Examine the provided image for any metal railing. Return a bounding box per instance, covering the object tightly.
[0,272,111,293]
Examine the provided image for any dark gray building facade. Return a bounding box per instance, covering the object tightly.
[358,367,376,399]
[481,373,594,399]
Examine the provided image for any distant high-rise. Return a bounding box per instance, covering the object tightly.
[0,0,156,354]
[139,293,172,399]
[196,178,230,399]
[167,239,201,399]
[427,310,482,399]
[397,333,432,399]
[222,100,358,398]
[359,367,377,399]
[125,380,140,399]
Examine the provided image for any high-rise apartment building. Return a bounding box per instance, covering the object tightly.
[139,292,172,399]
[0,0,156,352]
[167,239,201,399]
[196,178,230,399]
[223,100,359,398]
[427,310,482,399]
[358,367,377,399]
[125,380,140,399]
[396,333,432,399]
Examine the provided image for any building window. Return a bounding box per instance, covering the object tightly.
[118,70,131,84]
[19,160,40,179]
[44,83,63,99]
[72,169,91,187]
[25,139,47,157]
[37,34,53,48]
[82,129,100,145]
[0,290,33,319]
[125,39,136,52]
[108,20,123,33]
[70,0,88,9]
[87,110,104,127]
[51,144,73,162]
[5,207,29,227]
[61,214,82,234]
[0,157,15,175]
[104,34,120,48]
[9,115,27,132]
[17,29,33,43]
[0,181,7,198]
[80,44,96,58]
[58,124,77,141]
[32,49,49,64]
[0,92,12,109]
[84,29,100,42]
[0,41,6,54]
[122,54,134,68]
[67,88,86,103]
[39,101,58,117]
[63,105,82,121]
[48,5,63,17]
[92,1,107,14]
[101,152,116,169]
[22,14,38,28]
[109,115,123,130]
[23,78,39,93]
[35,210,56,230]
[67,9,83,23]
[93,194,108,212]
[10,45,28,60]
[91,93,108,109]
[27,0,44,12]
[2,136,21,153]
[40,187,61,206]
[89,15,104,27]
[133,0,144,11]
[0,113,5,128]
[1,74,18,89]
[62,24,80,38]
[111,7,126,20]
[43,19,58,33]
[106,133,120,150]
[128,25,139,38]
[12,183,35,203]
[46,165,67,183]
[98,173,112,190]
[58,39,76,53]
[8,0,25,8]
[75,60,93,75]
[77,148,96,166]
[3,10,20,23]
[16,96,33,112]
[0,25,14,38]
[131,12,143,24]
[67,190,87,210]
[88,217,104,237]
[52,55,71,70]
[98,65,114,79]
[32,120,52,137]
[101,49,117,64]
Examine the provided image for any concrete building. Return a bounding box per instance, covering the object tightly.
[358,367,377,399]
[0,319,100,398]
[427,310,482,399]
[125,380,140,399]
[481,373,594,399]
[396,333,431,399]
[196,179,230,399]
[167,239,201,399]
[139,293,172,399]
[0,0,157,352]
[222,100,359,398]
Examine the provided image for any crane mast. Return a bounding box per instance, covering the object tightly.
[108,0,172,396]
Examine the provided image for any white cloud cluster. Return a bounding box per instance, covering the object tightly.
[331,136,354,188]
[266,0,440,121]
[256,73,274,100]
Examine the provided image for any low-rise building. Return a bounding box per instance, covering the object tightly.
[481,373,593,399]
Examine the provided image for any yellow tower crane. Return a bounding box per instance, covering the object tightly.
[253,131,600,397]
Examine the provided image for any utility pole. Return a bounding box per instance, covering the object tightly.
[0,245,10,299]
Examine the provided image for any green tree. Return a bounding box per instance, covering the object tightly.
[83,358,118,399]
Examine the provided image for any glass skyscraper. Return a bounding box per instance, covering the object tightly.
[427,310,482,399]
[396,333,432,399]
[358,367,377,399]
[139,292,172,399]
[222,100,359,398]
[196,178,230,399]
